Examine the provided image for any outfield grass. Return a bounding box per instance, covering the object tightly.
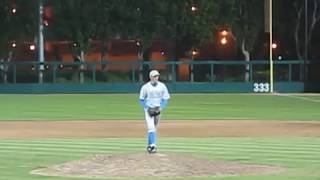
[0,93,319,120]
[0,138,320,180]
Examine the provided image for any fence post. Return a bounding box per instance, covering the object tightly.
[249,63,253,82]
[210,63,214,82]
[92,63,96,83]
[190,62,194,82]
[13,65,16,84]
[289,64,292,82]
[52,63,56,83]
[132,67,136,82]
[171,63,176,82]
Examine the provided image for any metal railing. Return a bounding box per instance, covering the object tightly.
[0,60,306,84]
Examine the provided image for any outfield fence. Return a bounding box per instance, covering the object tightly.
[0,60,319,93]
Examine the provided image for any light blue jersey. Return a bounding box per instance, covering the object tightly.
[139,81,170,108]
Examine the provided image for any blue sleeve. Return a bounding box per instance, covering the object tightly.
[160,99,168,109]
[139,99,147,108]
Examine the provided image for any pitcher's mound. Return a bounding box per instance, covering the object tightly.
[31,153,283,178]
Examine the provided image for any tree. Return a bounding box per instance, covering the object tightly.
[0,0,37,83]
[223,0,265,82]
[292,0,320,61]
[122,0,227,81]
[50,0,110,83]
[274,0,320,80]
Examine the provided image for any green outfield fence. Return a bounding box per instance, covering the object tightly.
[0,60,319,93]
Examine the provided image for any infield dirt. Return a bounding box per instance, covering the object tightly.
[1,120,320,138]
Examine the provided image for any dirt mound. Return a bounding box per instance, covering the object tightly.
[31,153,283,178]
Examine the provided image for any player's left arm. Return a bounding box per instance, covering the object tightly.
[160,99,168,109]
[160,84,170,109]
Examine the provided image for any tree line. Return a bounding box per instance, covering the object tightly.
[1,0,319,64]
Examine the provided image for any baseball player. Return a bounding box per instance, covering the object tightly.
[139,70,170,154]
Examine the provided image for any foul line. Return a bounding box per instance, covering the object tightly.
[274,93,320,103]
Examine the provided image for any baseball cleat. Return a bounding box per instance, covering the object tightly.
[147,145,157,154]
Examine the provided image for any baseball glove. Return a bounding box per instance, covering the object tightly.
[147,106,161,117]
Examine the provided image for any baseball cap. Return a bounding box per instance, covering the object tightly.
[149,70,160,77]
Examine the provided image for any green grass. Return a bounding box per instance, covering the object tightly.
[0,138,320,180]
[0,93,320,179]
[0,93,319,120]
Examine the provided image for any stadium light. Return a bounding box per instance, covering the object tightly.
[191,6,198,11]
[11,42,17,48]
[192,50,198,56]
[29,44,36,51]
[220,37,227,45]
[219,29,229,45]
[12,8,17,14]
[221,30,228,36]
[43,20,49,27]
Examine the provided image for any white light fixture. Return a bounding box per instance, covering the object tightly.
[30,45,36,51]
[220,37,227,45]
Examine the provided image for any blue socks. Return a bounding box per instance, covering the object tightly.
[148,131,156,145]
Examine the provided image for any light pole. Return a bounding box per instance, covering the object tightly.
[269,0,274,93]
[304,0,308,82]
[38,0,45,84]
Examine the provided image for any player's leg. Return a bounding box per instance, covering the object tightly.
[144,111,157,153]
[154,114,161,127]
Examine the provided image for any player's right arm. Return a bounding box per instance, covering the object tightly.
[139,85,148,109]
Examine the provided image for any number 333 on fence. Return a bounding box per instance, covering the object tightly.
[253,83,270,93]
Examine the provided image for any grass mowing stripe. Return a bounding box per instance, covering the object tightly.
[197,152,320,162]
[0,154,85,161]
[2,144,319,159]
[0,149,138,157]
[2,149,317,163]
[161,147,320,158]
[203,151,320,162]
[0,139,145,144]
[2,138,320,148]
[0,142,144,149]
[158,140,320,150]
[0,138,320,148]
[160,146,320,159]
[2,141,320,156]
[161,149,320,164]
[0,148,139,155]
[161,138,320,145]
[158,142,320,152]
[2,139,320,155]
[2,143,319,163]
[160,144,320,154]
[0,145,142,153]
[0,138,146,144]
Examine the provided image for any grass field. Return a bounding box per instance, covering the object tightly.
[0,93,320,180]
[1,138,320,180]
[0,93,319,120]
